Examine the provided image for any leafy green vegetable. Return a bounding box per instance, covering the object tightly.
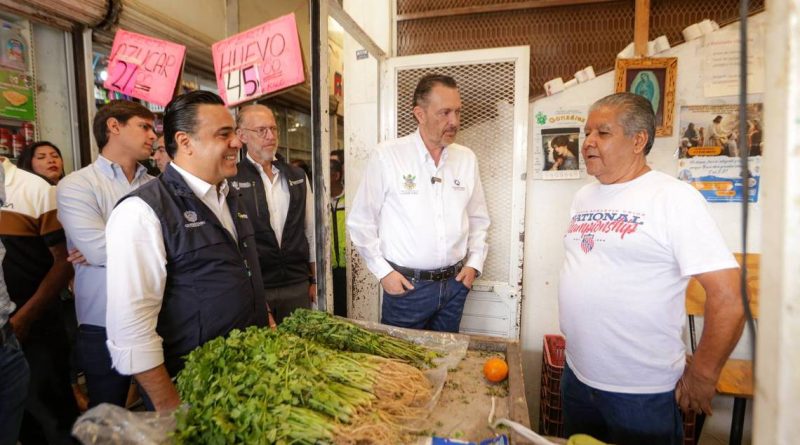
[279,309,441,368]
[174,325,432,444]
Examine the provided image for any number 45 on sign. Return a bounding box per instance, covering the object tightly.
[224,65,260,105]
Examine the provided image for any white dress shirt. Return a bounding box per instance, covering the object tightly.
[105,163,236,375]
[56,155,152,327]
[246,154,315,262]
[347,129,490,280]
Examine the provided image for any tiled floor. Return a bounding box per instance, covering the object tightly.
[697,395,753,445]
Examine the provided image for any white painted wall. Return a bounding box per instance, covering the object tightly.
[522,14,764,429]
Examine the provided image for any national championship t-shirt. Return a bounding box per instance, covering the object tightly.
[559,170,738,393]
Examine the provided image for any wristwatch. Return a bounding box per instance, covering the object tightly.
[309,276,317,284]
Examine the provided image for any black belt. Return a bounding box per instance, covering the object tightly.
[0,321,13,345]
[388,260,463,282]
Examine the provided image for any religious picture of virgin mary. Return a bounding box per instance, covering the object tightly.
[615,57,677,136]
[626,68,667,130]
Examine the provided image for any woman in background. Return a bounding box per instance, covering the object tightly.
[17,140,87,411]
[18,141,65,185]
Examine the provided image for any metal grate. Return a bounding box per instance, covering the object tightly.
[398,0,533,15]
[396,63,516,282]
[397,0,765,97]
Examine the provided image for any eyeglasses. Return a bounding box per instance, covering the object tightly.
[239,126,278,139]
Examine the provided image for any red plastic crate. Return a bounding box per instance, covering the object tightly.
[539,334,566,438]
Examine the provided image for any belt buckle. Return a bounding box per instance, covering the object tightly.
[431,271,443,281]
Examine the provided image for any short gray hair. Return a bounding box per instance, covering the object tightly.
[236,103,275,128]
[589,92,655,155]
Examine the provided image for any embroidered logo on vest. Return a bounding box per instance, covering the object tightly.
[183,210,206,228]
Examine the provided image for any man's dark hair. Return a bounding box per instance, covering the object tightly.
[92,100,155,151]
[163,90,225,158]
[589,92,656,155]
[330,158,343,175]
[330,149,344,165]
[412,74,458,108]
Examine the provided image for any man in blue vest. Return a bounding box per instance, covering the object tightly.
[232,104,316,323]
[105,91,268,411]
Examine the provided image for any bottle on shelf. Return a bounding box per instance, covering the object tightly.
[21,121,33,146]
[0,128,10,156]
[12,132,23,158]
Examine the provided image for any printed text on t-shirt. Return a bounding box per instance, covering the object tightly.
[567,211,644,239]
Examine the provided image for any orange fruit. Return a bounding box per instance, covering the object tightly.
[483,357,509,383]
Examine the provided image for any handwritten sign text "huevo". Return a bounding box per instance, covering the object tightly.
[212,13,305,107]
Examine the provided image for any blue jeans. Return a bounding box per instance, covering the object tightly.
[0,328,29,445]
[381,277,469,332]
[561,363,683,445]
[77,324,131,408]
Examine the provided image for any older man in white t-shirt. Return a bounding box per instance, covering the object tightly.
[559,93,745,445]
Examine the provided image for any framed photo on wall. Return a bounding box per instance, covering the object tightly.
[614,57,677,137]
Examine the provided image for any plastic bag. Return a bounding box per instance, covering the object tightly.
[71,403,176,445]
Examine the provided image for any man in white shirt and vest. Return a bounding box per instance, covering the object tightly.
[559,93,744,444]
[105,91,267,411]
[348,74,490,332]
[232,104,316,323]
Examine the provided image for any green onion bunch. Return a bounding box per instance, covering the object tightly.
[279,309,441,368]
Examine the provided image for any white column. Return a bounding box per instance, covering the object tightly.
[754,0,800,443]
[342,0,392,321]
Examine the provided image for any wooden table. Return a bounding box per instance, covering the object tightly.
[423,334,532,444]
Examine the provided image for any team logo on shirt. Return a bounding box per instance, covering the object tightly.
[402,174,416,191]
[452,178,465,191]
[580,233,595,253]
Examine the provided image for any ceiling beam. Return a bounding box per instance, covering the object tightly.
[634,0,650,57]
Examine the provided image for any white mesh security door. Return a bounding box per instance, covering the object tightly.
[378,47,529,338]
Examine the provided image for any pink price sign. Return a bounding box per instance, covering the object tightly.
[212,13,305,107]
[103,29,186,107]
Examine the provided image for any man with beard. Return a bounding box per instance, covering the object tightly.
[232,104,316,323]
